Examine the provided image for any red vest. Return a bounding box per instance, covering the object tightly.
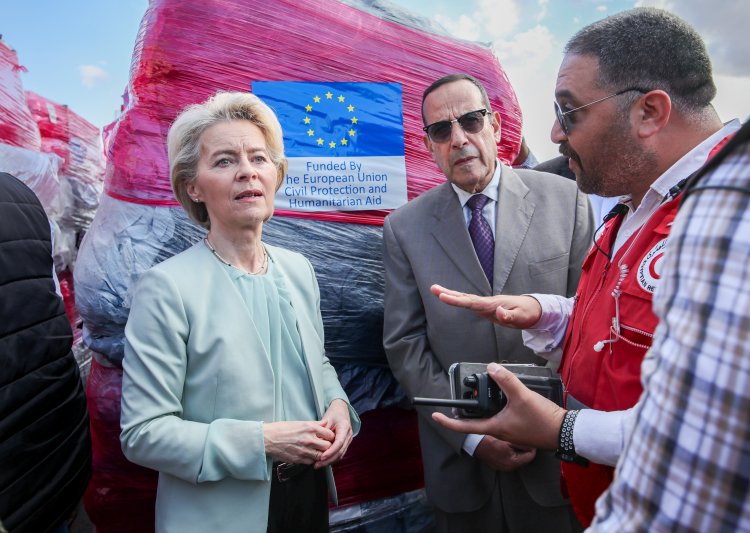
[555,134,733,526]
[558,195,680,525]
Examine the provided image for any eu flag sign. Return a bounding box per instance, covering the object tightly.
[252,81,407,212]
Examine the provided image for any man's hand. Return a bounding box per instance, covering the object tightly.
[474,435,536,472]
[430,285,543,329]
[432,363,566,450]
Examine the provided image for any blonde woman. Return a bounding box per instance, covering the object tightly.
[120,92,359,533]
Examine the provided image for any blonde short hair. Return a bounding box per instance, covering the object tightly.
[167,91,288,228]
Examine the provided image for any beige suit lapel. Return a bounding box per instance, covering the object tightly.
[430,183,492,295]
[493,165,535,294]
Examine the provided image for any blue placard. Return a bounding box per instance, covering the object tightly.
[253,81,405,158]
[252,81,408,212]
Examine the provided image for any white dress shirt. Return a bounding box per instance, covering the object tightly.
[451,161,501,239]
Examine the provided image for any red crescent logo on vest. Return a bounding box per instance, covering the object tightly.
[637,238,668,293]
[648,253,663,279]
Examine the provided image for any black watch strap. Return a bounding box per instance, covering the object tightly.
[555,410,590,467]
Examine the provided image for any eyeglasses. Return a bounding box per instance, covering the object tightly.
[554,88,650,135]
[423,109,489,143]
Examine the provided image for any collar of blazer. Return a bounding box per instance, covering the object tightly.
[430,164,536,295]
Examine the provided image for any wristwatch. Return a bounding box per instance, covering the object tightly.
[555,409,590,466]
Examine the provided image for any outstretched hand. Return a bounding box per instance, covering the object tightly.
[432,363,566,451]
[430,285,543,329]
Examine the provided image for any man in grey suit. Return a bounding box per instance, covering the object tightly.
[382,74,594,532]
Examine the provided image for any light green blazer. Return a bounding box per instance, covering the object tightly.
[120,242,360,533]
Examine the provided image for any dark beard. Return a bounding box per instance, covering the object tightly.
[559,142,598,193]
[560,125,657,198]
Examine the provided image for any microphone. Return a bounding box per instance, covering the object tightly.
[593,339,617,352]
[603,203,628,222]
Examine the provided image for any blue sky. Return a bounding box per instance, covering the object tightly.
[3,1,147,127]
[3,0,748,161]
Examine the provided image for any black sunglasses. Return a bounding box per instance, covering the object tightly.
[423,109,489,143]
[554,88,650,135]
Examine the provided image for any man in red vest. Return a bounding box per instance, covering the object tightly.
[428,7,740,527]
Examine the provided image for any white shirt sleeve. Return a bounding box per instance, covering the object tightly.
[521,294,575,364]
[573,407,637,466]
[462,433,484,455]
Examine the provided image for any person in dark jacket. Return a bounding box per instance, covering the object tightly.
[0,172,91,533]
[535,155,576,181]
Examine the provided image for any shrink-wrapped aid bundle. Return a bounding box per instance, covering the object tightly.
[26,91,105,236]
[0,38,41,150]
[0,38,61,212]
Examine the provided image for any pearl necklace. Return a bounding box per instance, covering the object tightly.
[203,237,268,275]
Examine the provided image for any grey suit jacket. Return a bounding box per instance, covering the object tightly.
[383,164,593,515]
[120,242,360,533]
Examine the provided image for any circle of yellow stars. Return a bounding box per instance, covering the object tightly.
[302,91,359,150]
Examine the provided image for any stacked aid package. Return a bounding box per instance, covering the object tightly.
[74,0,523,531]
[25,92,106,364]
[0,38,56,205]
[26,91,106,270]
[0,39,40,151]
[0,38,104,376]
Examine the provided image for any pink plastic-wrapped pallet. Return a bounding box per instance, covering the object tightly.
[0,39,41,151]
[26,91,105,245]
[26,91,105,186]
[106,0,522,222]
